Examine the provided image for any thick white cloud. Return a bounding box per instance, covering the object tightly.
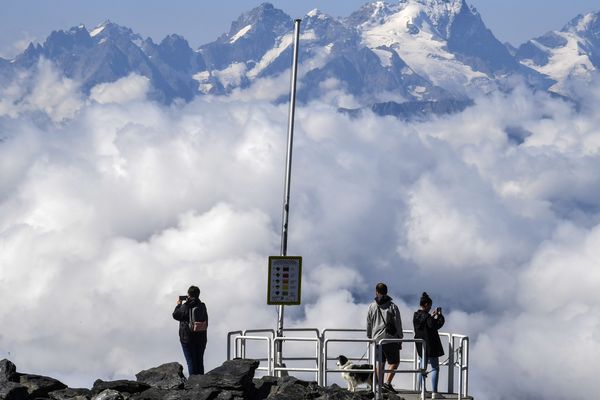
[1,70,600,400]
[0,59,82,122]
[89,74,150,105]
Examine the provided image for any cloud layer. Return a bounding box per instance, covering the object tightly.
[1,63,600,399]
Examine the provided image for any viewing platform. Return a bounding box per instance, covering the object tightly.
[227,328,472,400]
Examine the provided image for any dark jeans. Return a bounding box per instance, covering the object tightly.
[181,333,207,375]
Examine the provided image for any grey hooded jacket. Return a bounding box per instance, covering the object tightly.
[366,295,404,343]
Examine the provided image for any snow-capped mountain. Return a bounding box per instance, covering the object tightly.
[0,1,598,114]
[8,20,205,102]
[193,3,449,102]
[516,11,600,95]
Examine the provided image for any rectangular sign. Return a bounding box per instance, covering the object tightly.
[267,256,302,305]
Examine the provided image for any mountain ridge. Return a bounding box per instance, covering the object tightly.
[0,1,598,115]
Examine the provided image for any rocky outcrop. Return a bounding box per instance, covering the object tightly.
[18,374,67,398]
[135,363,185,390]
[0,360,18,383]
[0,358,401,400]
[91,380,150,395]
[0,382,28,400]
[48,388,91,400]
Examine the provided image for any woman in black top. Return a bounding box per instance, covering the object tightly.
[413,292,445,398]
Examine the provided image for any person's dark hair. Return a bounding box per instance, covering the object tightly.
[420,292,432,307]
[188,285,200,298]
[375,282,388,295]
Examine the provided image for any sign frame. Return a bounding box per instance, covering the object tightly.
[267,256,302,305]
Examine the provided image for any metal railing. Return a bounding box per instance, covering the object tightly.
[227,328,470,398]
[377,338,427,400]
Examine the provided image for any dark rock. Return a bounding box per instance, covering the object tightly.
[206,359,259,390]
[133,387,219,400]
[266,376,319,399]
[0,382,28,400]
[19,374,67,398]
[186,359,259,393]
[315,384,372,399]
[135,363,186,390]
[252,376,278,400]
[177,388,219,400]
[92,380,150,395]
[91,389,124,400]
[185,375,227,390]
[0,360,17,383]
[49,388,91,400]
[215,390,244,400]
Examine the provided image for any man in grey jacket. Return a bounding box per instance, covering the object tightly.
[367,282,403,393]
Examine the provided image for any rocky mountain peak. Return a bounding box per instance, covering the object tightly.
[563,12,600,43]
[223,2,291,43]
[89,20,142,43]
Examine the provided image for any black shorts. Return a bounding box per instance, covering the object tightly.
[377,342,400,364]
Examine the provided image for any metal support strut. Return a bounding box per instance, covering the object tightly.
[275,18,302,374]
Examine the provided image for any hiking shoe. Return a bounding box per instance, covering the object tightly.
[382,383,397,393]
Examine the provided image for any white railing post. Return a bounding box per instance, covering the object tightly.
[448,335,455,393]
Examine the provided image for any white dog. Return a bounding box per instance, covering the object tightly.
[336,355,373,392]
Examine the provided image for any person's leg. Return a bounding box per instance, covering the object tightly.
[418,356,427,392]
[386,362,399,384]
[189,334,207,375]
[429,357,439,393]
[180,342,194,376]
[384,343,400,384]
[375,345,385,387]
[197,333,207,375]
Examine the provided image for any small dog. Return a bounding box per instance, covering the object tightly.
[336,355,373,392]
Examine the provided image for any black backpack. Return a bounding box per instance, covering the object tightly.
[378,306,397,336]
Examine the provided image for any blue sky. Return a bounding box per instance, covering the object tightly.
[0,0,598,58]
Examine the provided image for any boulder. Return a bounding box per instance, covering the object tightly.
[135,363,186,390]
[132,387,218,400]
[0,382,28,400]
[266,376,318,399]
[130,388,175,400]
[186,359,259,392]
[49,388,91,400]
[19,374,67,398]
[206,359,258,390]
[215,390,244,400]
[314,383,373,400]
[177,388,220,400]
[252,376,278,400]
[0,361,17,383]
[91,390,124,400]
[92,380,150,395]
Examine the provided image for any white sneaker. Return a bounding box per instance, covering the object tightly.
[431,393,437,399]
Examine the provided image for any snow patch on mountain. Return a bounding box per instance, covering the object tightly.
[372,48,394,67]
[522,32,594,93]
[89,26,105,37]
[573,12,598,32]
[517,12,599,95]
[359,2,487,93]
[307,9,328,20]
[215,63,247,88]
[229,24,252,43]
[247,32,294,79]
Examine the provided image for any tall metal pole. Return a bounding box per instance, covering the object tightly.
[276,18,301,371]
